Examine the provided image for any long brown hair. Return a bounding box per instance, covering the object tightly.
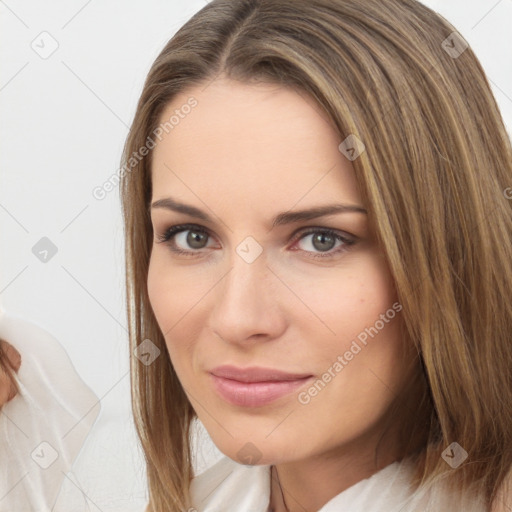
[119,0,512,510]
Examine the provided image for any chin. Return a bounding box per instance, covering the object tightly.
[209,433,306,467]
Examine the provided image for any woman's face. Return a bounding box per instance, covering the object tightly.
[148,77,413,466]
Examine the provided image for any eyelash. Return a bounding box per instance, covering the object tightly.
[155,223,356,260]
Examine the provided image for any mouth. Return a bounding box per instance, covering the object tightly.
[209,365,314,407]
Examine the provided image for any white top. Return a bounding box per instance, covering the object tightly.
[0,306,101,512]
[190,453,487,512]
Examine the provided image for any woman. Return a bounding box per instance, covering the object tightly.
[120,0,512,510]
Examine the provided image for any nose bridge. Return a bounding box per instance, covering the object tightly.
[222,247,271,312]
[209,244,282,342]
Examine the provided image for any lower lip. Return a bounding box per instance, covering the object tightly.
[210,374,313,407]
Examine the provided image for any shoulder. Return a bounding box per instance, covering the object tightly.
[190,455,271,512]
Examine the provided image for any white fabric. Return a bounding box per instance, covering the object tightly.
[52,405,149,511]
[0,305,101,511]
[190,453,488,511]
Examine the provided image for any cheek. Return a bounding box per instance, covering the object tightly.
[148,253,200,330]
[147,255,174,331]
[147,253,209,367]
[297,256,406,419]
[285,252,397,349]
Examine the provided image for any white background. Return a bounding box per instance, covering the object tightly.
[1,0,511,507]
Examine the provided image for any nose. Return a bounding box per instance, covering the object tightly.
[207,250,287,346]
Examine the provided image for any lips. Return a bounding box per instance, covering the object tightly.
[209,365,313,407]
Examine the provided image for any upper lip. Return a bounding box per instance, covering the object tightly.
[210,365,312,383]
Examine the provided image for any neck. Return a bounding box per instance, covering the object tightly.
[268,393,430,512]
[269,431,400,512]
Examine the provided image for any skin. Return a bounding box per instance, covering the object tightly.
[0,340,21,407]
[147,76,420,511]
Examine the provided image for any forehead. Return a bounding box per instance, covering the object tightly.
[150,78,361,210]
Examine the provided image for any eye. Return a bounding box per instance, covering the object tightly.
[290,227,355,259]
[155,223,213,256]
[155,223,356,260]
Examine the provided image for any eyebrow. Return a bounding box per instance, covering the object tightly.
[150,197,367,228]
